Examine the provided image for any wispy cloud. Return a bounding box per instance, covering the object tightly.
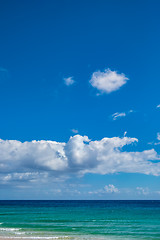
[157,133,160,141]
[156,104,160,108]
[111,110,133,121]
[64,77,75,86]
[112,112,126,120]
[89,68,129,94]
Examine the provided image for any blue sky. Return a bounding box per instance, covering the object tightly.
[0,0,160,199]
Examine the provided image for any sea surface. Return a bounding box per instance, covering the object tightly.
[0,200,160,240]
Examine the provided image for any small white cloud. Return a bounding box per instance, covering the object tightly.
[64,77,75,86]
[3,174,12,181]
[129,109,134,113]
[157,104,160,108]
[124,131,127,137]
[89,68,129,94]
[157,133,160,141]
[104,184,119,193]
[111,110,134,121]
[71,129,79,134]
[112,112,126,120]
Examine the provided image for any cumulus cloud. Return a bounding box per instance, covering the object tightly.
[111,110,134,121]
[64,77,75,86]
[0,135,160,185]
[89,68,129,94]
[157,133,160,141]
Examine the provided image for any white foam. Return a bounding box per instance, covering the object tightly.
[0,228,21,232]
[14,232,26,235]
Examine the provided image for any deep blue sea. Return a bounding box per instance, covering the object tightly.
[0,200,160,239]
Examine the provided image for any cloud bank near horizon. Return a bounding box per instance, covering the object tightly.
[0,135,160,185]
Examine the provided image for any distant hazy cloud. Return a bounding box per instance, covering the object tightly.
[64,77,75,86]
[136,187,149,195]
[88,184,119,195]
[157,104,160,108]
[71,129,79,134]
[104,184,119,193]
[89,68,129,94]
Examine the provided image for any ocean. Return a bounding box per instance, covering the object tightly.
[0,200,160,239]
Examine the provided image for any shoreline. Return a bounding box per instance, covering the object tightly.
[0,238,71,240]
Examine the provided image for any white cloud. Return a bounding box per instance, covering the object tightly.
[157,104,160,108]
[124,131,127,137]
[112,112,126,120]
[1,172,40,183]
[129,110,133,113]
[88,184,119,195]
[111,110,134,121]
[64,77,75,86]
[104,184,119,193]
[89,68,129,94]
[0,135,160,185]
[157,133,160,141]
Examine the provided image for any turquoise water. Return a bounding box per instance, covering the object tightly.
[0,200,160,239]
